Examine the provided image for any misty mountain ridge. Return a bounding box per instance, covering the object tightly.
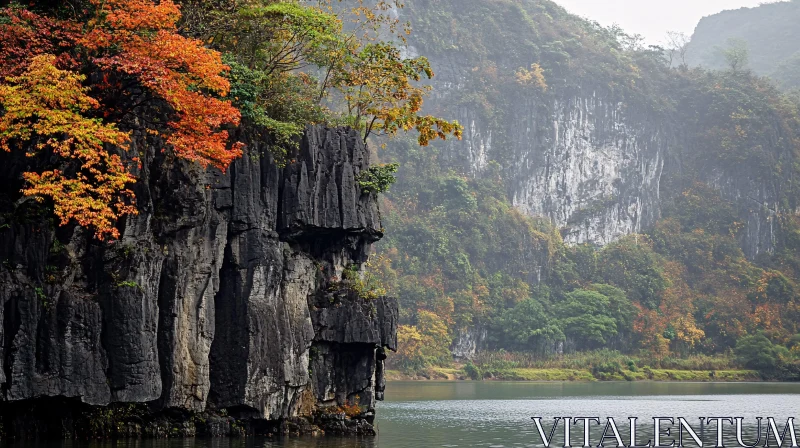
[687,0,800,89]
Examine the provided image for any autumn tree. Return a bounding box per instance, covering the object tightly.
[0,55,136,240]
[515,63,548,91]
[182,0,462,155]
[0,0,241,239]
[390,310,453,373]
[335,42,461,145]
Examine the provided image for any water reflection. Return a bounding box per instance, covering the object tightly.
[0,439,376,448]
[3,382,799,448]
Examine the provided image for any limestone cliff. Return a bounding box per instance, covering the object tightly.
[397,0,792,260]
[0,125,397,438]
[441,88,784,259]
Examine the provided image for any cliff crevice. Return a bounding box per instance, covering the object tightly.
[0,125,397,438]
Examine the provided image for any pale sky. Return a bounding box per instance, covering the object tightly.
[554,0,777,44]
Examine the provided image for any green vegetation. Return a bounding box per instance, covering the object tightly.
[115,280,142,290]
[338,263,387,301]
[376,0,800,381]
[357,164,399,194]
[685,0,800,87]
[494,369,595,382]
[720,38,750,72]
[180,0,461,165]
[387,349,760,382]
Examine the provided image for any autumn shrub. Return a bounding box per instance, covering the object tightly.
[0,0,242,239]
[388,311,453,374]
[320,397,363,418]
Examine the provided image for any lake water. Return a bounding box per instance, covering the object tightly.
[374,381,800,448]
[5,381,800,448]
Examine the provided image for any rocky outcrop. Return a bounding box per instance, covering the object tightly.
[0,125,397,438]
[505,95,667,246]
[435,90,670,248]
[451,327,486,360]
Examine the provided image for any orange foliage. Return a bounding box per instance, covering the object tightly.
[632,262,704,357]
[322,396,363,418]
[83,0,242,168]
[0,1,242,239]
[0,8,81,78]
[751,303,786,338]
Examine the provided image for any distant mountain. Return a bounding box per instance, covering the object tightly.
[686,0,800,89]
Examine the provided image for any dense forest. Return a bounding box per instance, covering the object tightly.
[371,0,800,380]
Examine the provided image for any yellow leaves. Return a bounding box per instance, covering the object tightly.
[336,42,461,144]
[393,311,453,370]
[0,55,136,240]
[514,63,548,92]
[396,324,424,359]
[415,115,463,147]
[632,261,705,356]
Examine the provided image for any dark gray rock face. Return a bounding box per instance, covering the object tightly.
[0,125,397,437]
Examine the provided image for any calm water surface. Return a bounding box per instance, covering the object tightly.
[375,381,800,447]
[6,382,800,448]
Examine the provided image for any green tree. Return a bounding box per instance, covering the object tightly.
[494,298,563,351]
[554,289,621,349]
[356,163,399,193]
[596,236,667,310]
[720,38,749,72]
[589,284,636,335]
[735,333,788,371]
[181,0,461,157]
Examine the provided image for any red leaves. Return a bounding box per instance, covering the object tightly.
[0,1,243,239]
[91,25,242,169]
[0,8,81,78]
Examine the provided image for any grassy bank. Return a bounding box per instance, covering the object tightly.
[386,349,765,382]
[385,366,760,382]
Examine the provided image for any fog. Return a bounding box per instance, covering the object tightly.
[555,0,779,44]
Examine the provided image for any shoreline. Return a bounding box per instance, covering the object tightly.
[386,367,764,382]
